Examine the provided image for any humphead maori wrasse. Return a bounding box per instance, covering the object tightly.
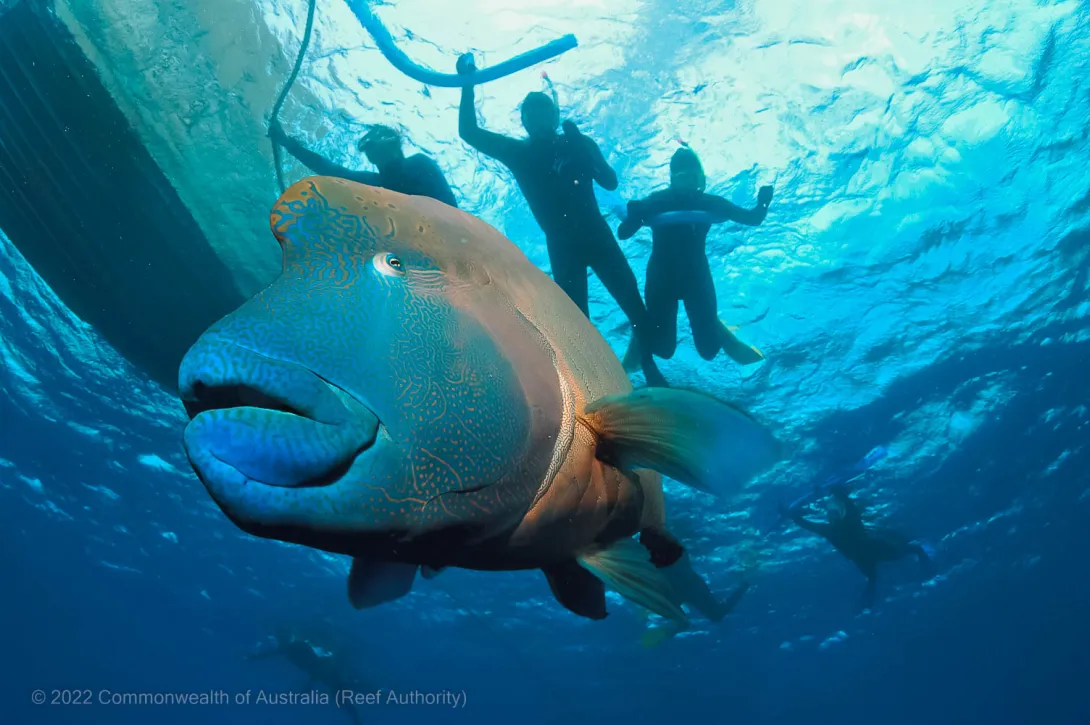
[178,177,782,623]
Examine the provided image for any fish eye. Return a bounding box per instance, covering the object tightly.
[373,252,405,277]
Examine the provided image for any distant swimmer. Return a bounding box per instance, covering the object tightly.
[269,119,458,207]
[455,53,668,387]
[617,145,772,365]
[664,551,752,621]
[636,543,754,647]
[780,483,935,611]
[247,630,366,723]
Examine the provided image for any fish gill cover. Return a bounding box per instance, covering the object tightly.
[1,0,1088,724]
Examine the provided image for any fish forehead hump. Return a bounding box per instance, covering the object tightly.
[278,176,632,404]
[274,178,657,524]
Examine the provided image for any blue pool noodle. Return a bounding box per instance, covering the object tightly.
[347,0,578,87]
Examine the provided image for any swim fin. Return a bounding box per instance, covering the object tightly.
[718,321,764,365]
[583,387,782,497]
[641,621,687,648]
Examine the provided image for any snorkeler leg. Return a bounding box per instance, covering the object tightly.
[685,263,725,361]
[546,235,590,317]
[859,574,878,612]
[643,255,679,360]
[720,580,752,617]
[591,234,669,386]
[912,542,937,578]
[660,553,725,621]
[683,262,763,364]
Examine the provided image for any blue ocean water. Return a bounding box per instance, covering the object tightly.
[2,0,1090,723]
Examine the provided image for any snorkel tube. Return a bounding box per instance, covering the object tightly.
[345,0,578,87]
[779,446,889,520]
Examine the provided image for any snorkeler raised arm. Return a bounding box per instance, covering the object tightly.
[457,54,524,166]
[269,119,458,207]
[780,485,934,611]
[455,52,669,387]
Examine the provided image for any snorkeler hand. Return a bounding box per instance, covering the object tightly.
[561,120,598,166]
[456,53,477,75]
[757,185,774,207]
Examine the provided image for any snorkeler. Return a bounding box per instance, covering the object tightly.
[269,119,458,207]
[247,629,366,723]
[662,551,752,622]
[635,546,754,648]
[780,484,934,611]
[455,53,668,387]
[617,146,773,364]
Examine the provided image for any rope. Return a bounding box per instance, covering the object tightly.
[270,0,318,193]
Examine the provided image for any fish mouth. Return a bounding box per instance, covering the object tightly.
[178,341,380,490]
[182,380,316,423]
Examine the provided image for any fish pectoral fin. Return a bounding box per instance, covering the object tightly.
[577,538,688,625]
[420,565,447,580]
[582,387,782,497]
[347,557,419,610]
[542,560,608,620]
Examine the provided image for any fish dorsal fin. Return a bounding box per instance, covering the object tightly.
[346,557,418,610]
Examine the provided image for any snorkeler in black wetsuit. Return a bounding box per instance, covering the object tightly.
[269,120,458,207]
[780,485,934,610]
[662,551,752,622]
[455,53,668,388]
[618,146,772,362]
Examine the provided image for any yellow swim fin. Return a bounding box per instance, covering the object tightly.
[641,621,687,648]
[578,538,688,625]
[718,321,765,365]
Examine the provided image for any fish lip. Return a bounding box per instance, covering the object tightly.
[181,379,316,422]
[179,342,360,426]
[178,341,382,489]
[183,415,367,490]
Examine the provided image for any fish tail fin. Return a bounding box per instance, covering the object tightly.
[583,387,782,497]
[578,538,688,625]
